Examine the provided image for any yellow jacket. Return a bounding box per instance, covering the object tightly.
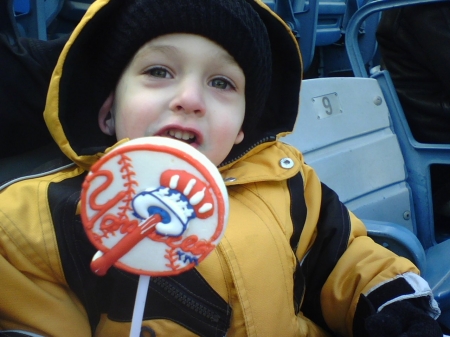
[0,139,422,337]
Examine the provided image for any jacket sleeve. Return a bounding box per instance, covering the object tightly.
[0,31,67,158]
[297,163,439,337]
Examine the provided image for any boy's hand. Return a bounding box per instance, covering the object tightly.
[365,300,442,337]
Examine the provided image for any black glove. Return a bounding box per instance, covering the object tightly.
[365,300,442,337]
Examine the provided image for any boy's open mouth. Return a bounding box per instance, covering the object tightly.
[162,128,197,145]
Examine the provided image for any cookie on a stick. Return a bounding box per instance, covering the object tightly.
[80,137,229,336]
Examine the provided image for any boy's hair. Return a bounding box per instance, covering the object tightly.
[96,0,272,134]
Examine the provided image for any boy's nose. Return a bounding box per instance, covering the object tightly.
[169,80,206,116]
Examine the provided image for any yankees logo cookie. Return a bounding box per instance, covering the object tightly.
[80,137,229,277]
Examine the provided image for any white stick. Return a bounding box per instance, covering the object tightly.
[129,275,151,337]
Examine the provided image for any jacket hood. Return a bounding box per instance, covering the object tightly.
[44,0,302,170]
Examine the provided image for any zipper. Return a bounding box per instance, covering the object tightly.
[0,162,76,192]
[219,135,277,168]
[152,277,221,323]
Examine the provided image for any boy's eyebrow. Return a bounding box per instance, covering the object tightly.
[135,44,178,60]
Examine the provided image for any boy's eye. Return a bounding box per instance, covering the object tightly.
[210,78,235,90]
[146,67,171,78]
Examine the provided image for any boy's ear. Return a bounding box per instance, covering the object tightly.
[234,130,244,145]
[98,93,116,136]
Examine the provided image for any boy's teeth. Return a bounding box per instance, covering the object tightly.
[168,129,195,140]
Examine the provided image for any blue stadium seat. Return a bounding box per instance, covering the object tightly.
[281,74,428,270]
[13,0,30,14]
[364,220,426,273]
[281,71,450,329]
[315,0,347,47]
[271,0,381,77]
[282,77,415,232]
[347,0,450,248]
[346,0,450,329]
[1,0,20,45]
[265,0,320,71]
[318,0,381,77]
[267,0,363,73]
[13,0,65,40]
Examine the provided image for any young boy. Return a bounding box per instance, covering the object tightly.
[0,0,444,336]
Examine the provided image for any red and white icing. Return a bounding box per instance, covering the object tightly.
[80,137,228,277]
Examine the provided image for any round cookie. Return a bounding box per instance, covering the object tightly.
[80,137,229,277]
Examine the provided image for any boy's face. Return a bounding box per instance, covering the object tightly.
[99,33,246,166]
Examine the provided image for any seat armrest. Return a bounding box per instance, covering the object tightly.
[364,219,427,273]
